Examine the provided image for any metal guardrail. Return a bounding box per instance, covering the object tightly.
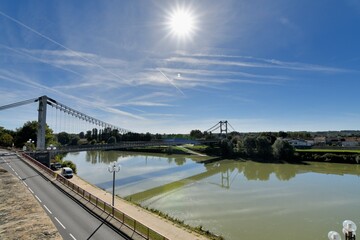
[21,153,169,240]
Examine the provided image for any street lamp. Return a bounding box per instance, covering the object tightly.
[329,220,357,240]
[24,139,35,151]
[343,220,357,240]
[108,162,121,207]
[328,231,342,240]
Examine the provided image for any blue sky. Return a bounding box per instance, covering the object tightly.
[1,0,360,134]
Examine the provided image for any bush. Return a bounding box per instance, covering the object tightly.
[62,160,77,174]
[272,139,295,160]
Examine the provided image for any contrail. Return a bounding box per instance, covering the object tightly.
[158,69,185,96]
[0,10,129,84]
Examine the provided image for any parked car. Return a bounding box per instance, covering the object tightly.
[50,162,62,170]
[61,167,73,179]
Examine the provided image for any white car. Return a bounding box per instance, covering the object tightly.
[61,167,73,179]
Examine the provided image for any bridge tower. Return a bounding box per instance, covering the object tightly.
[37,95,47,151]
[219,120,228,136]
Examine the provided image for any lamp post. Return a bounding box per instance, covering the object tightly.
[108,162,120,207]
[25,139,35,151]
[329,220,357,240]
[343,220,357,240]
[328,231,342,240]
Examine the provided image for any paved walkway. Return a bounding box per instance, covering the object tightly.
[69,175,209,240]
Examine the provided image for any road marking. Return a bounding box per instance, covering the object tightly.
[54,217,66,229]
[35,195,42,203]
[14,171,18,176]
[69,233,77,240]
[23,182,28,187]
[28,187,34,194]
[43,205,52,214]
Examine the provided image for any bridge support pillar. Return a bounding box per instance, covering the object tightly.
[28,151,51,167]
[37,96,47,151]
[220,120,228,137]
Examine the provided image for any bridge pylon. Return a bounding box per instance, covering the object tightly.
[219,120,228,137]
[37,96,47,151]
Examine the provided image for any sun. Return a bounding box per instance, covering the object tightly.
[167,7,197,39]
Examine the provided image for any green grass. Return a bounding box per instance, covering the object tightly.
[296,149,360,153]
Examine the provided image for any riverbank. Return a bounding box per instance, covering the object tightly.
[294,149,360,164]
[68,174,214,240]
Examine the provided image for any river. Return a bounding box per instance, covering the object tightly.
[65,151,360,240]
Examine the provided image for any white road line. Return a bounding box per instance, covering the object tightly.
[14,171,19,176]
[28,187,34,194]
[35,195,42,203]
[23,182,28,187]
[69,233,77,240]
[43,205,52,214]
[54,217,66,229]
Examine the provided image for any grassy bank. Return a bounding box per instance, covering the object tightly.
[296,149,360,154]
[295,149,360,164]
[123,146,191,155]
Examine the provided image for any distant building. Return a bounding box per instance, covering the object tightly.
[341,141,359,147]
[286,139,313,148]
[314,136,326,145]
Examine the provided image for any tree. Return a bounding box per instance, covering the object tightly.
[0,133,13,147]
[256,136,272,159]
[69,136,80,145]
[242,136,256,156]
[278,131,288,138]
[107,136,116,144]
[190,130,203,139]
[85,130,92,141]
[220,139,234,158]
[272,139,295,160]
[57,132,70,145]
[14,121,37,147]
[79,131,85,139]
[13,121,54,148]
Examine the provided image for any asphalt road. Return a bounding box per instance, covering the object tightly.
[0,150,129,240]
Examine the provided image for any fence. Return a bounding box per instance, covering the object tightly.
[21,153,168,240]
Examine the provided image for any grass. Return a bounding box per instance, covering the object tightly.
[143,207,224,240]
[296,149,360,153]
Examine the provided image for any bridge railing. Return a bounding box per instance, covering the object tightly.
[20,153,169,240]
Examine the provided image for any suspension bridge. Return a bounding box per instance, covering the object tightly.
[0,95,235,165]
[204,120,237,136]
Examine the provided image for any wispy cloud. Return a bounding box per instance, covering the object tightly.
[168,53,349,73]
[0,69,144,121]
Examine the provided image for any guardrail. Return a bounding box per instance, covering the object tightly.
[21,153,169,240]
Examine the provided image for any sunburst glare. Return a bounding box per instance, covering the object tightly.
[166,7,197,40]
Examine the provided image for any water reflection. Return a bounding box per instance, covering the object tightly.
[65,151,360,240]
[129,159,360,202]
[207,160,360,183]
[85,150,187,166]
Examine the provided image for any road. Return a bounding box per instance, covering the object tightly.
[0,150,129,240]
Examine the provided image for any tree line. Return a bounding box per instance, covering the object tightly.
[0,121,158,149]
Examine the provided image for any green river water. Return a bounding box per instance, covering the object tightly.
[65,151,360,240]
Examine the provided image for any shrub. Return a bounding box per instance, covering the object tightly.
[62,160,77,174]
